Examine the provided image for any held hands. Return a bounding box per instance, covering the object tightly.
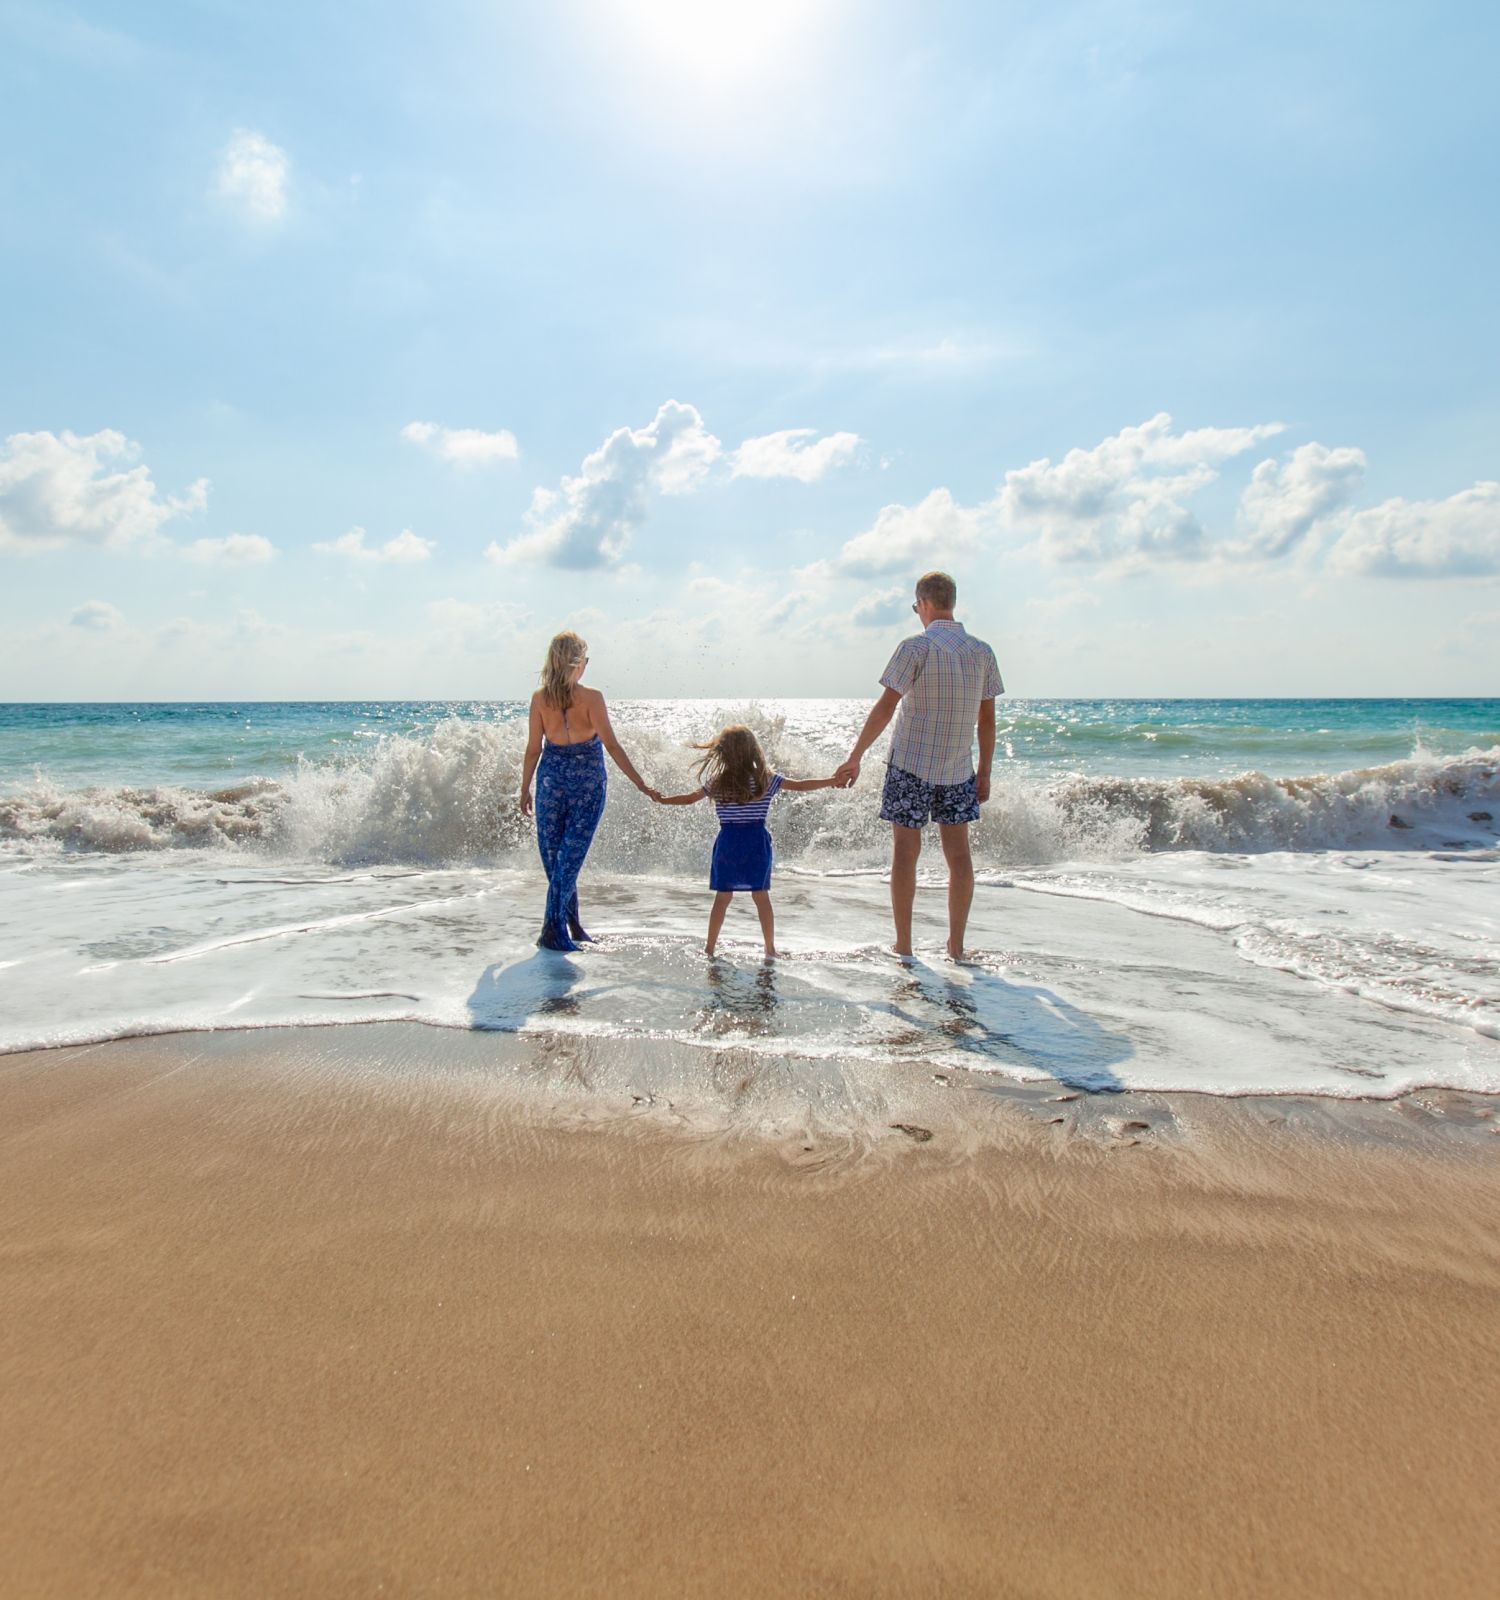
[833,758,861,789]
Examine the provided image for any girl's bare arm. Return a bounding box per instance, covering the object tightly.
[778,775,839,792]
[654,788,707,805]
[518,695,544,814]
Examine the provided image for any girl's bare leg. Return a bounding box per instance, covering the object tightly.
[751,890,776,957]
[706,891,733,956]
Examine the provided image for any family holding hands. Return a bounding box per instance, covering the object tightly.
[518,571,1004,962]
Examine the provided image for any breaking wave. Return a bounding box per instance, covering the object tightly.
[1,713,1496,867]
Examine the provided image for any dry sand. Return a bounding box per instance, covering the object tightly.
[3,1025,1499,1598]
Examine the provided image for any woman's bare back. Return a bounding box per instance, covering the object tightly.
[534,685,604,746]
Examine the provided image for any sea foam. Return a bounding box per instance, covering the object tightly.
[1,713,1495,867]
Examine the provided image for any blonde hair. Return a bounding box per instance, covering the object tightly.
[693,725,770,806]
[539,631,588,713]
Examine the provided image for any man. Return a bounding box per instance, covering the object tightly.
[835,571,1003,961]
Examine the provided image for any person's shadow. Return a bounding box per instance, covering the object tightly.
[876,964,1133,1092]
[466,951,589,1030]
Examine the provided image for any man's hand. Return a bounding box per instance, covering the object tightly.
[518,790,533,817]
[975,770,991,804]
[834,758,861,788]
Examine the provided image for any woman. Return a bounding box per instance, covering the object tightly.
[518,631,656,951]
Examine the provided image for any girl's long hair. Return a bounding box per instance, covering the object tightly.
[693,725,770,805]
[539,631,588,714]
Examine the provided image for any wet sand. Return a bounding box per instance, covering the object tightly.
[3,1026,1499,1598]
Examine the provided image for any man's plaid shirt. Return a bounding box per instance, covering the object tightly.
[880,619,1004,787]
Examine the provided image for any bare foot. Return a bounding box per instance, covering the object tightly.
[762,947,777,960]
[705,943,718,958]
[946,942,979,964]
[890,945,916,964]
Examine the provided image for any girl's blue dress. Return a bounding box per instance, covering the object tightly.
[707,774,783,892]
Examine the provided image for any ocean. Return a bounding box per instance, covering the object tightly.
[1,697,1496,1102]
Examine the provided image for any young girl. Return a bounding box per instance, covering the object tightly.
[653,725,839,958]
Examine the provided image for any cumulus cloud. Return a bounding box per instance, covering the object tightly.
[816,414,1284,578]
[1234,442,1366,560]
[995,412,1284,563]
[730,428,860,483]
[182,533,276,566]
[402,421,519,466]
[215,129,289,223]
[314,527,435,564]
[489,400,721,570]
[816,487,986,577]
[851,587,911,627]
[68,600,124,631]
[0,429,208,553]
[1326,482,1500,578]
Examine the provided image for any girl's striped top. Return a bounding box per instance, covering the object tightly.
[706,773,783,825]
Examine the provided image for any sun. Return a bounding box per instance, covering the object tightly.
[597,0,829,97]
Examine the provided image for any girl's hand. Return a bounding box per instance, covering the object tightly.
[645,787,664,804]
[519,790,533,817]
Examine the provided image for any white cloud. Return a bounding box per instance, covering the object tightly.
[730,428,861,483]
[816,413,1287,577]
[182,533,276,566]
[1326,482,1500,578]
[490,400,721,569]
[402,421,519,466]
[314,527,435,564]
[996,412,1284,563]
[1234,442,1366,560]
[215,130,289,224]
[816,487,987,577]
[851,587,910,627]
[0,429,208,553]
[68,600,124,631]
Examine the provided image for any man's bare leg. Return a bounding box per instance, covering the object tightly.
[890,825,922,957]
[939,821,974,960]
[705,891,733,956]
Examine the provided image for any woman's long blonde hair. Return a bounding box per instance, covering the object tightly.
[539,631,588,713]
[693,725,770,806]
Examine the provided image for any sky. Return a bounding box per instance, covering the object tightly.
[1,0,1496,700]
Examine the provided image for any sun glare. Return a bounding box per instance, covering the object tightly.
[598,0,828,96]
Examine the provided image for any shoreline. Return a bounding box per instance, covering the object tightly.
[4,1027,1500,1596]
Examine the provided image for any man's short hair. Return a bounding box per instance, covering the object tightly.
[916,571,957,610]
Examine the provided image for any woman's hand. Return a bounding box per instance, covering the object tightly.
[645,786,664,804]
[519,789,533,817]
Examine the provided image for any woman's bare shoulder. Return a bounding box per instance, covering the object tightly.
[575,685,606,707]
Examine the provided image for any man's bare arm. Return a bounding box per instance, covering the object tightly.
[835,687,903,784]
[976,697,996,803]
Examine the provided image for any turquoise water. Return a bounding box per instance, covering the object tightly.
[1,697,1495,1089]
[3,698,1497,790]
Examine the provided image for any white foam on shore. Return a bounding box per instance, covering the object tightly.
[0,854,1494,1100]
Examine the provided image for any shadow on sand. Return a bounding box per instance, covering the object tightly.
[466,951,590,1031]
[465,946,1132,1094]
[878,963,1133,1092]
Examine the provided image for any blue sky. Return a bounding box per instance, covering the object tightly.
[1,0,1496,698]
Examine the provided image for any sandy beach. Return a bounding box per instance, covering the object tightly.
[3,1024,1498,1598]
